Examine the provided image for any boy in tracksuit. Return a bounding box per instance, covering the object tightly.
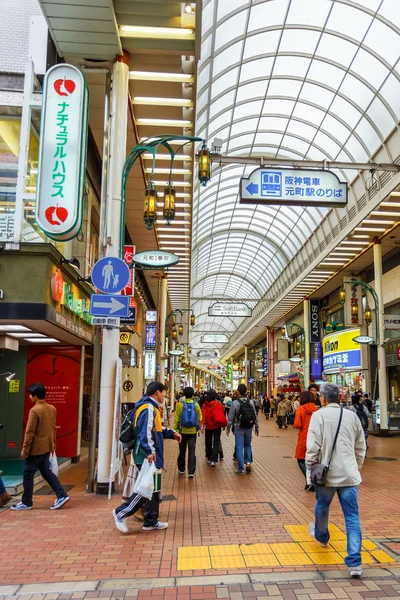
[174,387,202,478]
[113,382,181,533]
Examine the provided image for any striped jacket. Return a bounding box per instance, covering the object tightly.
[133,396,176,469]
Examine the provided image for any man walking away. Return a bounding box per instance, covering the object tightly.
[12,383,69,511]
[306,382,366,578]
[174,387,202,478]
[113,382,181,533]
[227,384,259,475]
[276,396,288,429]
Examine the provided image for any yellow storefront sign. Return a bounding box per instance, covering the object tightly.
[323,328,360,356]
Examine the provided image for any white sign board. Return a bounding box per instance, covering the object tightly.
[144,351,156,379]
[208,303,252,317]
[201,334,228,343]
[36,64,88,241]
[384,315,400,330]
[240,168,347,207]
[92,317,120,327]
[133,250,179,268]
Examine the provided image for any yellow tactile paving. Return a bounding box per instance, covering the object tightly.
[284,524,314,542]
[178,557,211,570]
[270,542,301,554]
[244,554,280,567]
[277,553,314,566]
[362,540,378,551]
[371,549,396,563]
[209,544,241,557]
[240,543,273,555]
[329,540,348,552]
[308,551,344,565]
[178,546,210,558]
[338,551,377,564]
[299,541,334,553]
[328,524,347,540]
[211,555,246,569]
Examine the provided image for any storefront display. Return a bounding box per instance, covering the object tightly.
[385,337,400,430]
[322,328,363,399]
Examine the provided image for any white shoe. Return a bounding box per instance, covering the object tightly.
[349,565,362,578]
[188,474,194,479]
[178,470,185,474]
[143,521,168,531]
[308,522,329,547]
[210,461,216,467]
[11,502,32,511]
[113,509,128,533]
[50,496,70,510]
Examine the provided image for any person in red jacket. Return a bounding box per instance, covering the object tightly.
[294,390,318,491]
[202,389,226,467]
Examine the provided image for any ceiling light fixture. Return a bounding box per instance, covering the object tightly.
[27,338,60,343]
[0,325,31,332]
[137,118,192,127]
[352,234,371,239]
[146,167,191,175]
[147,155,192,163]
[152,180,191,187]
[121,25,194,38]
[134,97,193,107]
[354,227,386,232]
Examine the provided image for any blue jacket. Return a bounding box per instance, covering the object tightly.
[133,395,176,469]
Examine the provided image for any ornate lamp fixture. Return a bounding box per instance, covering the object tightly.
[143,181,157,229]
[172,325,178,340]
[190,314,195,326]
[281,327,286,337]
[178,324,184,337]
[197,141,211,186]
[163,182,175,225]
[365,305,372,326]
[339,287,346,305]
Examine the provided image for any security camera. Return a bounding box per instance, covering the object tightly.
[381,338,390,347]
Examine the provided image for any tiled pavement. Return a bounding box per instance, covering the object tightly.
[1,418,400,588]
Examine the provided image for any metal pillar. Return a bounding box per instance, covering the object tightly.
[244,345,248,385]
[96,58,129,494]
[373,240,389,434]
[303,298,310,389]
[266,327,272,397]
[230,357,234,392]
[158,274,168,385]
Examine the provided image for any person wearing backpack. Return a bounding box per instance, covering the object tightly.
[174,387,202,478]
[227,384,259,475]
[349,394,370,451]
[202,389,227,467]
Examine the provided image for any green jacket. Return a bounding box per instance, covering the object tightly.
[174,398,202,434]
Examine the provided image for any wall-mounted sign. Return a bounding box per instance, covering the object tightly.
[262,347,267,378]
[121,297,138,325]
[196,349,220,358]
[92,257,130,294]
[309,299,320,343]
[201,333,228,343]
[384,315,400,330]
[208,303,252,317]
[145,323,157,350]
[36,64,89,240]
[310,342,322,380]
[9,379,20,393]
[322,328,361,373]
[146,310,157,323]
[144,352,156,379]
[119,332,130,345]
[240,168,347,208]
[353,335,374,344]
[121,245,135,296]
[50,269,64,303]
[132,250,179,269]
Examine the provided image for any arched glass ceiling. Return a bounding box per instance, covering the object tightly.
[191,0,400,351]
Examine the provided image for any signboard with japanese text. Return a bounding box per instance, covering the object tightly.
[208,303,252,317]
[322,328,361,373]
[201,333,228,343]
[145,323,157,350]
[144,352,156,379]
[121,245,135,296]
[384,315,400,330]
[310,299,321,343]
[310,342,323,380]
[240,168,347,207]
[262,347,267,378]
[132,250,179,269]
[36,64,89,240]
[121,297,138,325]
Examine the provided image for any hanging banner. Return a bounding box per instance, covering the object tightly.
[145,323,157,351]
[262,347,268,378]
[310,299,321,343]
[310,342,323,380]
[208,303,252,317]
[36,64,89,241]
[144,352,156,379]
[121,245,135,296]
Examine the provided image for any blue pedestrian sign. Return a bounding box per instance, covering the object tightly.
[91,257,130,294]
[90,294,130,317]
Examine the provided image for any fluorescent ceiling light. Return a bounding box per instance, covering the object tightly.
[320,262,346,266]
[322,259,348,263]
[161,241,190,246]
[9,333,46,338]
[355,227,386,232]
[146,167,191,175]
[137,118,192,127]
[352,234,371,238]
[157,227,190,232]
[329,252,356,257]
[153,180,191,187]
[311,271,334,275]
[156,212,190,218]
[140,137,194,145]
[134,98,193,107]
[382,201,400,207]
[147,155,191,162]
[0,325,31,332]
[158,234,190,239]
[341,240,369,245]
[363,219,394,225]
[157,202,191,209]
[121,25,194,39]
[336,247,364,252]
[371,211,400,217]
[163,247,190,251]
[27,338,60,343]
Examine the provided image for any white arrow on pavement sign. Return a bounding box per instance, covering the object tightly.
[93,297,126,314]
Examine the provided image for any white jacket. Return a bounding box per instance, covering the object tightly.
[306,403,366,487]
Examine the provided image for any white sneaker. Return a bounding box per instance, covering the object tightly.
[188,474,194,479]
[210,461,216,467]
[143,521,168,531]
[50,496,70,510]
[178,470,185,474]
[11,502,32,511]
[349,565,362,578]
[113,509,128,533]
[308,522,329,547]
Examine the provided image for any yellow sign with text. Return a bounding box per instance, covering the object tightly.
[323,328,360,356]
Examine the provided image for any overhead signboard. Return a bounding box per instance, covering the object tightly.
[145,323,157,351]
[132,250,179,269]
[92,317,120,327]
[240,168,347,208]
[36,64,89,240]
[208,303,252,317]
[91,257,130,294]
[310,299,321,343]
[196,349,220,358]
[90,294,130,317]
[201,333,228,343]
[384,315,400,330]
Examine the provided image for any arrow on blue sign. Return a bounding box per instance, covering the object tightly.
[90,294,130,317]
[246,182,259,195]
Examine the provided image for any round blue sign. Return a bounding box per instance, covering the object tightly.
[91,257,130,294]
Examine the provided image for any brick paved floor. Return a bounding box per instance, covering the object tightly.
[1,418,400,585]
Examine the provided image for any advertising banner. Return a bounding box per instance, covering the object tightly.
[144,352,156,380]
[121,245,135,296]
[322,328,361,373]
[262,347,267,377]
[310,342,323,380]
[309,299,321,343]
[145,323,157,351]
[24,346,80,457]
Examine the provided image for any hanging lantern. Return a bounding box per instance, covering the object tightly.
[172,326,177,341]
[143,181,157,230]
[281,327,286,337]
[188,346,192,354]
[351,298,359,323]
[163,182,175,225]
[339,287,346,305]
[365,305,372,326]
[197,141,211,186]
[296,340,301,352]
[178,324,184,336]
[190,314,195,326]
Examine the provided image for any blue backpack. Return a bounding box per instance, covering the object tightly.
[180,400,199,429]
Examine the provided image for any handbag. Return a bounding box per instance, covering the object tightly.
[122,463,138,501]
[214,403,228,428]
[133,460,156,500]
[310,407,343,487]
[49,452,58,477]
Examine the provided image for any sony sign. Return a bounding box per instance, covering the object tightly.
[310,299,320,343]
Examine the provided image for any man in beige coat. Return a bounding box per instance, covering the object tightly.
[306,382,365,578]
[11,382,70,511]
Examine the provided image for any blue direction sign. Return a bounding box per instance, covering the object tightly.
[90,294,130,317]
[91,257,130,294]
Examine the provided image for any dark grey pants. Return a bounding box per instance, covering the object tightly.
[177,433,197,475]
[22,454,66,507]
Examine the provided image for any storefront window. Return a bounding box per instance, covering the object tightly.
[0,107,21,235]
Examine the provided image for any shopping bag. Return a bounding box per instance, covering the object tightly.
[133,461,156,500]
[49,452,58,477]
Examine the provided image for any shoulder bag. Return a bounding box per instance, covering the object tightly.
[310,407,343,487]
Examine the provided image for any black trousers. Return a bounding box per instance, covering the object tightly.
[177,433,197,475]
[22,454,66,507]
[205,428,221,463]
[277,415,287,428]
[297,459,307,479]
[115,463,160,527]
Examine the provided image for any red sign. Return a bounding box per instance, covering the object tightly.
[24,346,81,457]
[397,347,400,360]
[50,269,64,303]
[7,442,16,449]
[121,245,135,296]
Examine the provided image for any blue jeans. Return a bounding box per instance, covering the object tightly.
[315,485,362,568]
[234,428,252,472]
[0,477,6,495]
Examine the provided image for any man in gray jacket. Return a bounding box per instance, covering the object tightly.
[227,384,259,475]
[306,382,366,578]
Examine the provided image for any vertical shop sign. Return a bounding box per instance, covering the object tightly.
[144,352,156,379]
[310,342,322,380]
[145,323,157,350]
[24,346,80,457]
[310,299,321,343]
[121,245,135,296]
[262,348,267,377]
[36,64,89,241]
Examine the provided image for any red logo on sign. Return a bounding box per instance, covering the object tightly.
[51,269,64,303]
[7,442,16,449]
[54,77,76,96]
[45,205,69,226]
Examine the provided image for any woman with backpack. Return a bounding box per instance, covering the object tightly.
[174,387,202,478]
[202,389,227,467]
